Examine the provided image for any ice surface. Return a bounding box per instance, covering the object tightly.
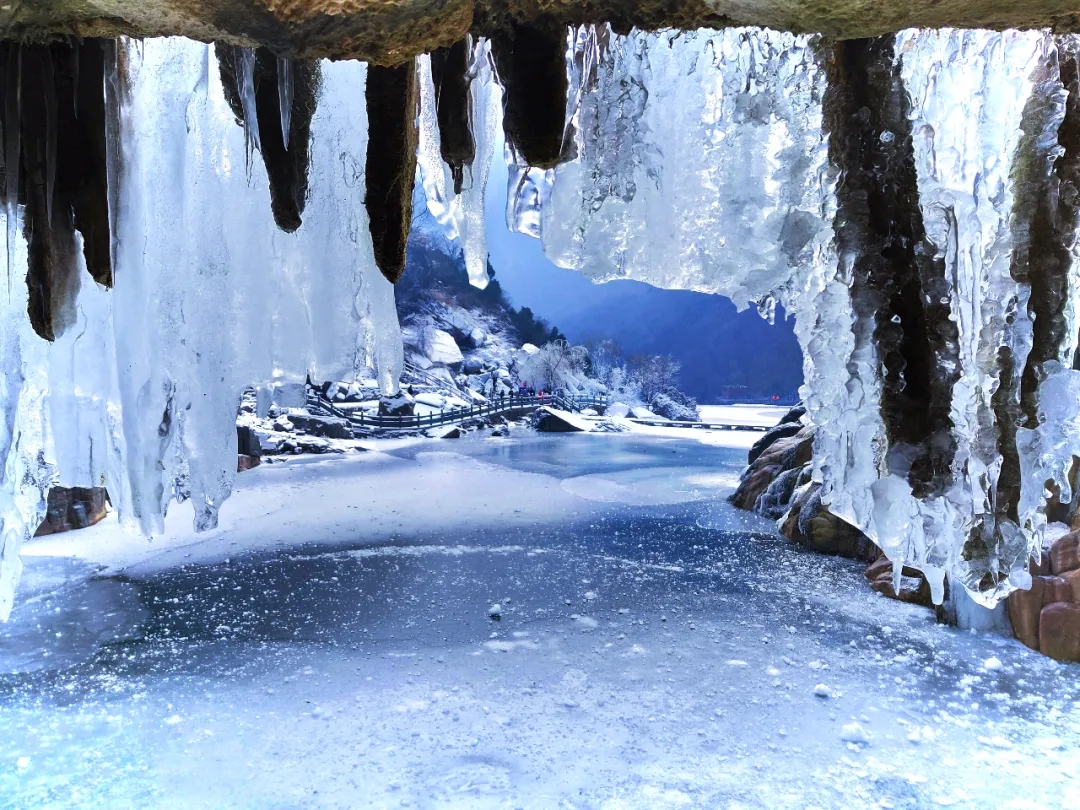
[417,39,502,289]
[7,436,1079,805]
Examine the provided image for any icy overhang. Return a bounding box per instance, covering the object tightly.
[6,0,1080,63]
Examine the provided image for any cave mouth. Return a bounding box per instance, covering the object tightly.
[0,20,1080,804]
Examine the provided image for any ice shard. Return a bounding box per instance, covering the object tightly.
[418,38,502,289]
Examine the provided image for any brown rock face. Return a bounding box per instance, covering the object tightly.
[1039,602,1080,662]
[34,487,108,536]
[1050,532,1080,575]
[491,21,569,169]
[8,1,1080,65]
[0,40,113,341]
[865,555,934,607]
[365,62,418,283]
[216,46,320,233]
[1061,568,1080,602]
[1007,575,1074,650]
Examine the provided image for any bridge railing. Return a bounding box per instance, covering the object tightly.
[306,389,609,432]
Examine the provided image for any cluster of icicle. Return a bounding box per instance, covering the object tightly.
[502,26,1080,607]
[0,39,404,619]
[4,27,1080,618]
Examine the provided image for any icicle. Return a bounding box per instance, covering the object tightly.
[417,40,502,289]
[0,204,51,621]
[5,44,21,289]
[43,54,57,226]
[238,47,261,172]
[277,55,292,151]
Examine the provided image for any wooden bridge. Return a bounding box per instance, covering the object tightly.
[307,387,770,434]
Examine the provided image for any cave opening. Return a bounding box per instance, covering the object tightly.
[0,13,1079,806]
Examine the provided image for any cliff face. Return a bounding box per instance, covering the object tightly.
[5,0,1080,63]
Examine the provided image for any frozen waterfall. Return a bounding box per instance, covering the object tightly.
[1,26,1079,617]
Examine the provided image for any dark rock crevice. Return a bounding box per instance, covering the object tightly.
[429,39,475,194]
[365,61,418,283]
[0,39,112,342]
[490,20,569,169]
[216,45,320,233]
[822,36,957,500]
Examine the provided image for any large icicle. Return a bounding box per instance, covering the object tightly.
[418,39,503,289]
[0,215,51,621]
[105,38,401,535]
[534,26,832,311]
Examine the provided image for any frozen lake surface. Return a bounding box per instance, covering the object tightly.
[2,432,1078,808]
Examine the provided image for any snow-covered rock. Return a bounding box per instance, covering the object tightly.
[469,328,487,348]
[606,402,631,418]
[425,329,464,366]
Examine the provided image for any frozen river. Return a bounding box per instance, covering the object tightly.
[2,431,1078,808]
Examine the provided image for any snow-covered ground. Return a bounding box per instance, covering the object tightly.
[698,403,791,427]
[2,431,1078,808]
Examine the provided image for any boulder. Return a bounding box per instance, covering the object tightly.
[605,402,631,418]
[730,462,784,511]
[237,453,261,472]
[284,413,354,439]
[865,555,933,607]
[34,487,109,536]
[754,466,803,519]
[237,424,262,457]
[779,405,806,425]
[1007,575,1074,650]
[427,425,461,439]
[1049,531,1080,574]
[463,356,484,375]
[469,327,487,348]
[782,483,874,561]
[379,391,415,416]
[535,407,588,433]
[425,328,464,366]
[748,421,803,465]
[1039,602,1080,662]
[1061,568,1080,602]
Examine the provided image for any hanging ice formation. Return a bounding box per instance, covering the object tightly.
[0,38,403,618]
[2,24,1080,618]
[417,37,503,289]
[499,26,1080,607]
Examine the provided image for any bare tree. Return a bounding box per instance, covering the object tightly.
[635,354,681,402]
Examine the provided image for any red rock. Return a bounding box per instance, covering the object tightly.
[1050,532,1080,575]
[1060,568,1080,603]
[237,453,261,472]
[34,487,108,536]
[1009,576,1076,651]
[1039,602,1080,662]
[1029,554,1052,578]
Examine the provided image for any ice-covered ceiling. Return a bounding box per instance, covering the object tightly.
[6,0,1080,62]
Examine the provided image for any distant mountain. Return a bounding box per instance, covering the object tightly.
[552,281,803,403]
